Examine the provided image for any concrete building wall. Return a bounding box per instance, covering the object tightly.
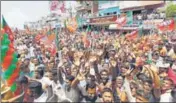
[119,1,164,9]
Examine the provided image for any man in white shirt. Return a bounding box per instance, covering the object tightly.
[29,44,35,57]
[160,77,175,102]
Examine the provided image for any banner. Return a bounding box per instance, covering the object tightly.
[67,17,78,33]
[158,19,175,32]
[125,30,138,40]
[115,16,127,27]
[49,1,65,14]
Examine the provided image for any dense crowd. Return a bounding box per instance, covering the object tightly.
[1,30,176,102]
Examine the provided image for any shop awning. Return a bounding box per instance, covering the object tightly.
[109,24,139,30]
[99,7,120,16]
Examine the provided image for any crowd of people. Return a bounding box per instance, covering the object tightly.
[1,28,176,102]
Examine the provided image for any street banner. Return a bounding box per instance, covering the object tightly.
[49,1,66,14]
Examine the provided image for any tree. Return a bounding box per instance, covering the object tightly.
[166,2,176,18]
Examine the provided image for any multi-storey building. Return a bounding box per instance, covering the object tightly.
[87,1,120,30]
[75,1,92,29]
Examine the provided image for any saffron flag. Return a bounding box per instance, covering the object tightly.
[82,26,91,48]
[168,68,176,85]
[168,19,175,31]
[67,17,78,33]
[125,30,138,40]
[158,19,175,32]
[116,16,127,27]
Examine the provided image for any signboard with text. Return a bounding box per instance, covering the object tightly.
[90,15,117,24]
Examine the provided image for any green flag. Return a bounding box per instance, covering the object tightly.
[55,28,59,50]
[86,25,91,32]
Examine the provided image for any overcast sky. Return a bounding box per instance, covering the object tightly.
[1,1,77,29]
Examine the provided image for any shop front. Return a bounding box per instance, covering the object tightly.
[88,15,117,30]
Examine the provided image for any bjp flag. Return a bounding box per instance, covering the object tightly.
[168,19,175,31]
[125,30,138,40]
[2,15,14,42]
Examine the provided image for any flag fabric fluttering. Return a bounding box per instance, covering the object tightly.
[49,0,59,11]
[168,19,175,31]
[66,17,78,33]
[82,26,91,48]
[49,1,65,14]
[116,16,127,27]
[60,1,66,13]
[1,16,20,94]
[125,30,138,40]
[2,15,14,42]
[167,68,176,85]
[158,19,175,32]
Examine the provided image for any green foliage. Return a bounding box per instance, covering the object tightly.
[166,2,176,18]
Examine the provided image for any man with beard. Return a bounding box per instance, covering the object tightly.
[100,88,114,102]
[81,83,100,102]
[62,75,81,102]
[115,76,128,102]
[97,70,111,92]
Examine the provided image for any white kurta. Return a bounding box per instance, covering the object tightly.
[160,90,173,102]
[34,92,48,102]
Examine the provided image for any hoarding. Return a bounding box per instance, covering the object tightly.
[90,15,117,23]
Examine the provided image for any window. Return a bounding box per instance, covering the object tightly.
[107,13,110,15]
[113,12,117,15]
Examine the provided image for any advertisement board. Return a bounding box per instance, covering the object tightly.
[90,15,117,24]
[98,1,120,10]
